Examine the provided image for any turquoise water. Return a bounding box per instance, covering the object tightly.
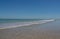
[0,19,54,29]
[0,19,40,23]
[0,19,41,29]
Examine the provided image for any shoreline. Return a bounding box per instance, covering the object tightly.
[0,19,54,30]
[0,20,60,39]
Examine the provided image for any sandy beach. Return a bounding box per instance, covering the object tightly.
[0,20,60,39]
[0,0,60,39]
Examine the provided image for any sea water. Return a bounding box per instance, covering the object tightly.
[0,19,54,29]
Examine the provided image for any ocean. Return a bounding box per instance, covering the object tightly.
[0,19,54,29]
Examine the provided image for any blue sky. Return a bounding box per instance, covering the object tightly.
[0,0,60,19]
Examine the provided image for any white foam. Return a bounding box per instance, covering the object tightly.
[0,19,55,29]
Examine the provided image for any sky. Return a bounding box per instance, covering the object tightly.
[0,0,60,19]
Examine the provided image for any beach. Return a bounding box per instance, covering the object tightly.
[0,0,60,39]
[0,20,60,39]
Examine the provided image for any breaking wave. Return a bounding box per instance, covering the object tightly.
[0,19,55,29]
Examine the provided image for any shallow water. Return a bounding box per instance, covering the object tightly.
[0,20,60,39]
[0,19,54,29]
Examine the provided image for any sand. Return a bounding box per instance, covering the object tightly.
[0,20,60,39]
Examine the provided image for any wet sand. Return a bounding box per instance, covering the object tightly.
[0,20,60,39]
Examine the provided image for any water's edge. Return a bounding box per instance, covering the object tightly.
[0,19,54,29]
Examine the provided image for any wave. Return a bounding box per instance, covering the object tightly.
[0,19,55,29]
